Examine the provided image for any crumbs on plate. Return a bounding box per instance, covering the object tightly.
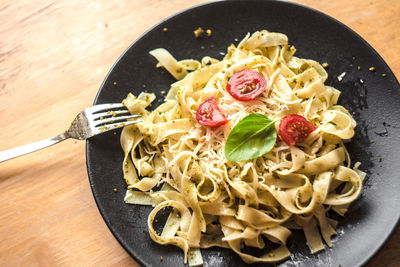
[194,27,212,38]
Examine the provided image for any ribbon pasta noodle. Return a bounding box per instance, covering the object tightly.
[120,30,364,265]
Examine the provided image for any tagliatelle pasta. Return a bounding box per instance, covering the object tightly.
[120,30,365,265]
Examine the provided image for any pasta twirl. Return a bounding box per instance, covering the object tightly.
[120,30,364,265]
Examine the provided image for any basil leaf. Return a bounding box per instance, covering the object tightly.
[224,113,277,161]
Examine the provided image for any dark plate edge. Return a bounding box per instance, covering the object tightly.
[85,0,400,266]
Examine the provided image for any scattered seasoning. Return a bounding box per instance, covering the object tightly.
[234,38,238,42]
[322,62,329,68]
[206,29,212,36]
[113,132,117,135]
[161,90,166,95]
[113,82,117,85]
[369,67,375,71]
[337,72,346,82]
[357,66,361,70]
[378,157,382,162]
[382,73,387,77]
[194,27,204,38]
[163,27,168,32]
[105,23,108,28]
[160,256,163,261]
[201,45,205,49]
[113,188,118,192]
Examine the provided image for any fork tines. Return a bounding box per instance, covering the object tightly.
[87,103,141,131]
[89,103,126,114]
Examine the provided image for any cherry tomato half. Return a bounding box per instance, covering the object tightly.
[279,114,316,146]
[196,97,229,127]
[227,69,267,101]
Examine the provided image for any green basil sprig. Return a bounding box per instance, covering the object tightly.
[224,113,277,161]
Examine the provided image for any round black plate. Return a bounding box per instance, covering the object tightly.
[86,1,400,266]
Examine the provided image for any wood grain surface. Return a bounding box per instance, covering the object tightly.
[0,0,399,266]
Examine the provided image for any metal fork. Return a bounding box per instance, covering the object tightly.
[0,103,141,163]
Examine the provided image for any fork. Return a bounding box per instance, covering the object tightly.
[0,103,141,163]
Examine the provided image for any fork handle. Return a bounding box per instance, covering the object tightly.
[0,133,69,163]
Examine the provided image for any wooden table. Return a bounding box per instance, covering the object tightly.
[0,0,399,266]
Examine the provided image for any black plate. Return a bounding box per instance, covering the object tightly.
[86,1,400,266]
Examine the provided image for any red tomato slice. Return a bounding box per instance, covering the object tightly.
[196,97,229,127]
[227,69,267,101]
[279,114,316,146]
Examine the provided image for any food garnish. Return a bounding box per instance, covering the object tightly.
[279,114,316,146]
[226,69,267,101]
[195,97,228,127]
[224,113,276,161]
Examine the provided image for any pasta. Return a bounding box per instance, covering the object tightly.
[120,30,365,265]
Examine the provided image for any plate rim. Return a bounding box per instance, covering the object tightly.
[86,0,400,266]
